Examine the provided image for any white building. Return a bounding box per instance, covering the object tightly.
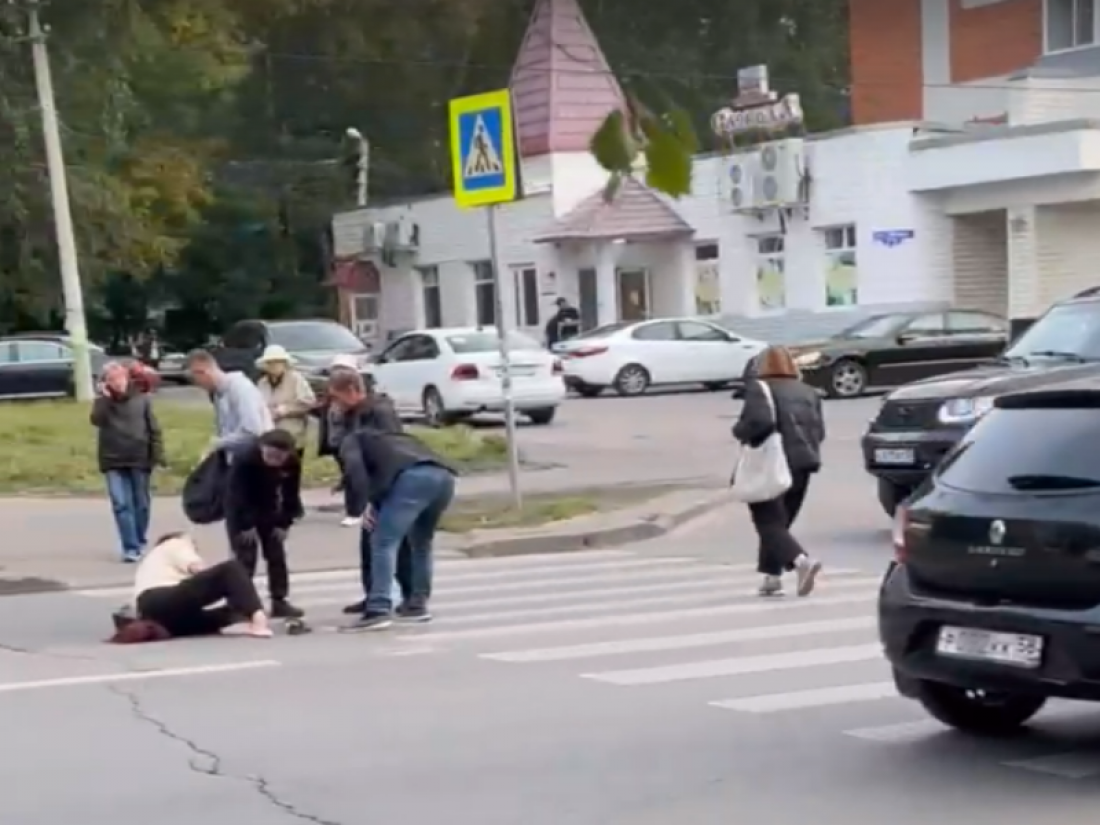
[330,0,1100,347]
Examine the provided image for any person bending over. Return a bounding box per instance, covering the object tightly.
[225,429,305,619]
[328,370,456,631]
[120,532,271,640]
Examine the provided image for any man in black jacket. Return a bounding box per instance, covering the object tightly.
[327,370,456,630]
[544,297,580,346]
[224,429,305,618]
[91,362,164,562]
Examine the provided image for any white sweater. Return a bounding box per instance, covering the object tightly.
[133,536,203,607]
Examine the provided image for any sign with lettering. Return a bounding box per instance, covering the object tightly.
[872,229,914,247]
[712,65,803,138]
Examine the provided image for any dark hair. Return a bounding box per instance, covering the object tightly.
[328,370,364,394]
[152,531,187,547]
[186,348,216,366]
[110,620,171,644]
[259,428,297,452]
[755,345,799,379]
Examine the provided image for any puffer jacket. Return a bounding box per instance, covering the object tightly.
[732,376,825,473]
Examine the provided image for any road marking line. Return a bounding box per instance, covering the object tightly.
[711,681,898,712]
[424,591,876,641]
[843,719,946,743]
[483,616,877,663]
[582,644,884,685]
[0,660,281,694]
[441,576,882,625]
[1003,752,1100,778]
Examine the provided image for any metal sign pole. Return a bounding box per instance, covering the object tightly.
[485,204,522,509]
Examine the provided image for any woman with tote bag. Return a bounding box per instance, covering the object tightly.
[732,345,825,597]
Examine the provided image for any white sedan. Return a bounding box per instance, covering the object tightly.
[370,327,566,426]
[551,317,766,397]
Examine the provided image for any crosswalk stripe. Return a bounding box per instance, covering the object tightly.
[581,643,884,686]
[481,616,877,663]
[842,720,945,743]
[710,682,898,712]
[423,591,876,641]
[1003,752,1100,778]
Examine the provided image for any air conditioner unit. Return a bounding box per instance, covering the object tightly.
[396,220,419,248]
[728,154,755,212]
[756,138,806,207]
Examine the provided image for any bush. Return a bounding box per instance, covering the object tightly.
[0,400,508,495]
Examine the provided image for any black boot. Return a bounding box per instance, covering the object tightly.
[271,599,304,619]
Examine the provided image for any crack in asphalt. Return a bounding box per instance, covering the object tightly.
[110,685,344,825]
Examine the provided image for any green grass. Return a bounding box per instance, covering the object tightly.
[0,400,509,495]
[440,495,600,532]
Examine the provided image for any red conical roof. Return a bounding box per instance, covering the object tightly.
[509,0,625,157]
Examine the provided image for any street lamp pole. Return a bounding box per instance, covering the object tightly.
[346,127,369,207]
[23,0,93,400]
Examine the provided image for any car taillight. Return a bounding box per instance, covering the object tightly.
[892,506,908,562]
[552,360,563,374]
[571,346,608,357]
[451,363,479,380]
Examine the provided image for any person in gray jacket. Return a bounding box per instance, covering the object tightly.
[733,345,825,598]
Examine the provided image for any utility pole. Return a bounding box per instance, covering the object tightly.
[345,127,369,207]
[23,0,93,400]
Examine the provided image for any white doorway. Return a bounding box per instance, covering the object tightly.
[351,292,379,341]
[512,266,539,331]
[616,269,650,321]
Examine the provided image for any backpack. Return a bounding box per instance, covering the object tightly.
[182,450,229,524]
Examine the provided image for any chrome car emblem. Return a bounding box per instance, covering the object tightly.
[989,520,1006,545]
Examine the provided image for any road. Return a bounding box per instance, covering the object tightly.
[1,391,1094,823]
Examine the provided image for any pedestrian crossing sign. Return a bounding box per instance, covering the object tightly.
[449,89,520,208]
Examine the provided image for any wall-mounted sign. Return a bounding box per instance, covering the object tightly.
[872,229,914,247]
[711,65,803,138]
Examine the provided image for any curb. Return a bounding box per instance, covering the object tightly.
[454,490,730,558]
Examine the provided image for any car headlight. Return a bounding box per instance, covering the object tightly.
[794,351,823,367]
[937,396,995,425]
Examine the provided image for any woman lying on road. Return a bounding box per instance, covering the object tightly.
[111,532,272,643]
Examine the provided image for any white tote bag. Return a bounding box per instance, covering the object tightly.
[730,380,792,503]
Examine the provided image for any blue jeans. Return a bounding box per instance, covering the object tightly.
[105,469,151,557]
[365,464,455,614]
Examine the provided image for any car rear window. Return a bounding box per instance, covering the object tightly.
[937,403,1100,493]
[447,332,541,353]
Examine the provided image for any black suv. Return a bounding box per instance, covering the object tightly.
[862,295,1100,515]
[881,385,1100,735]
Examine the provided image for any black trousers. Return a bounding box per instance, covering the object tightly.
[227,522,290,601]
[749,470,811,576]
[137,559,262,637]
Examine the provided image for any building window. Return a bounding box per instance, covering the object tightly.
[472,260,495,326]
[755,235,785,310]
[694,242,720,314]
[418,266,442,328]
[512,266,539,327]
[822,224,858,306]
[1046,0,1096,52]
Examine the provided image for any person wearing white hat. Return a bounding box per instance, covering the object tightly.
[256,345,315,449]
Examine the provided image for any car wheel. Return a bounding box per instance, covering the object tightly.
[877,479,909,517]
[526,407,556,425]
[914,681,1046,736]
[828,359,867,398]
[575,385,603,398]
[422,387,455,427]
[613,364,650,396]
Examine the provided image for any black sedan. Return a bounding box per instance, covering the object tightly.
[882,384,1100,735]
[0,334,109,400]
[862,293,1100,515]
[788,309,1007,398]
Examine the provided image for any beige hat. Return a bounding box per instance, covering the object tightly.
[256,344,294,366]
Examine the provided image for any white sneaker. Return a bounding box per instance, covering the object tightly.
[795,555,822,596]
[757,575,783,597]
[340,516,359,527]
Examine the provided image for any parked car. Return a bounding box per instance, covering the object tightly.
[550,318,766,397]
[211,319,371,393]
[0,334,112,400]
[371,327,566,426]
[882,384,1100,735]
[788,310,1008,398]
[862,294,1100,515]
[155,348,189,384]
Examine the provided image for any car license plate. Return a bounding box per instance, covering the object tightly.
[874,448,914,464]
[936,626,1043,669]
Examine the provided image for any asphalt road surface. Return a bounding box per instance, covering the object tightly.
[2,393,1096,824]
